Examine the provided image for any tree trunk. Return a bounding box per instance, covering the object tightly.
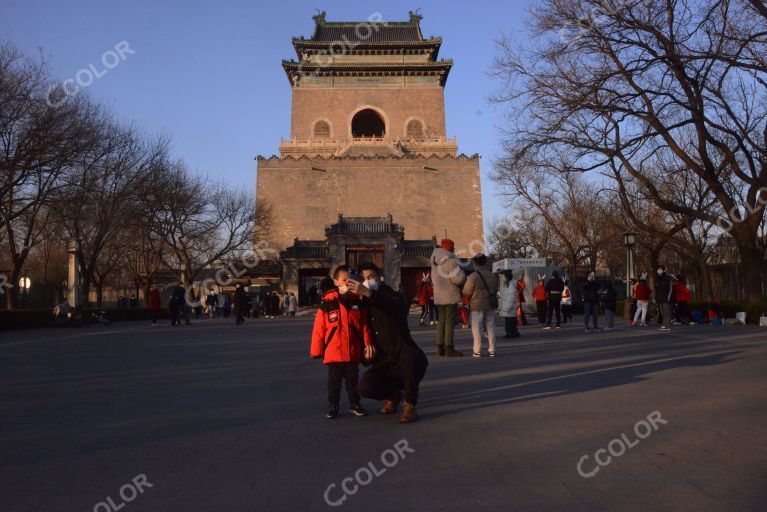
[95,283,103,307]
[142,280,152,308]
[737,242,764,303]
[80,277,92,308]
[5,269,19,310]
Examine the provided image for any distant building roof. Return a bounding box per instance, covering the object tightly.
[248,259,282,276]
[325,214,404,237]
[403,240,436,259]
[280,241,329,260]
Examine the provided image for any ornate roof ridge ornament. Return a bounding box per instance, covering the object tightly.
[312,10,326,25]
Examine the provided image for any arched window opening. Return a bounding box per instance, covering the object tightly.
[351,109,385,138]
[406,119,425,138]
[314,120,331,139]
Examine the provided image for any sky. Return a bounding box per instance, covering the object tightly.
[1,0,535,227]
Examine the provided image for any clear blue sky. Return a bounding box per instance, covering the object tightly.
[2,0,534,227]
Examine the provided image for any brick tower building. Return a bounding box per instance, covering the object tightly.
[256,11,483,304]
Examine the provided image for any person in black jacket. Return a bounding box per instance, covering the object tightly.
[544,270,564,329]
[169,283,190,326]
[581,272,600,333]
[348,262,428,424]
[654,265,673,331]
[599,281,618,331]
[234,284,249,325]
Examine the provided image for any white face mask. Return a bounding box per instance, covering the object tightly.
[657,269,663,276]
[363,279,380,291]
[338,285,348,295]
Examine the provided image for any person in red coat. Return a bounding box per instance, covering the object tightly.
[417,274,434,326]
[672,276,693,324]
[533,278,547,326]
[516,275,528,326]
[148,287,161,326]
[311,265,375,419]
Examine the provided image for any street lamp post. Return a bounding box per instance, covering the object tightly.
[623,232,637,324]
[66,239,81,308]
[179,263,187,289]
[18,271,31,309]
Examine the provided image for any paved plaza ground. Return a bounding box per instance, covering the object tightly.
[1,313,766,511]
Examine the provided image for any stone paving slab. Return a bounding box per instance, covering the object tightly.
[1,316,766,511]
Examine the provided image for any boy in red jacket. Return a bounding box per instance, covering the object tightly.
[311,265,375,419]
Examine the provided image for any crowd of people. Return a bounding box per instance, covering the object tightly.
[145,284,300,327]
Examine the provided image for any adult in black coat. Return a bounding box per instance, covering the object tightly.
[234,284,249,325]
[544,270,565,328]
[348,262,428,424]
[654,265,674,330]
[581,272,600,332]
[169,283,190,326]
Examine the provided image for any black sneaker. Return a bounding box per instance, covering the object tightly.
[349,403,368,417]
[327,404,340,419]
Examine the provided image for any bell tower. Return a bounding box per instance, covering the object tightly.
[256,12,483,256]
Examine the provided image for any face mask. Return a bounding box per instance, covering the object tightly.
[363,279,380,291]
[657,269,663,276]
[338,285,348,295]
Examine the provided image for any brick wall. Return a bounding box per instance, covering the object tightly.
[290,87,446,139]
[256,155,484,255]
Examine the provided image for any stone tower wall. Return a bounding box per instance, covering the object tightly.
[256,155,484,256]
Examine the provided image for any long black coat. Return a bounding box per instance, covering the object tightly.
[581,281,600,304]
[365,283,424,370]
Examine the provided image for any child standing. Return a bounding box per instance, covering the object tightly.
[516,275,528,326]
[633,279,651,327]
[561,280,573,323]
[311,265,375,419]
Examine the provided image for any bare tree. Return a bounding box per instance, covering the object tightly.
[492,0,767,302]
[152,163,272,286]
[54,120,169,306]
[0,42,101,309]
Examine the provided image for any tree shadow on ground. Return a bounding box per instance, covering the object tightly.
[418,350,743,422]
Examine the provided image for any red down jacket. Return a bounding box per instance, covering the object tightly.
[311,289,373,364]
[417,281,433,306]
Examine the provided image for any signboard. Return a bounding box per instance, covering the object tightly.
[492,258,547,272]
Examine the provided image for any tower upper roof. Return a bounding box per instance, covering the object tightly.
[310,11,424,43]
[290,11,442,60]
[284,11,450,86]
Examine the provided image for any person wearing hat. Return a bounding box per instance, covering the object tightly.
[463,253,500,357]
[430,239,466,356]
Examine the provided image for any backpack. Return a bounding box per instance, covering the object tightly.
[476,271,499,309]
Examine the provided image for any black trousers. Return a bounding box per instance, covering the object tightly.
[358,346,428,406]
[327,362,360,406]
[504,316,520,337]
[547,298,561,326]
[536,300,547,324]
